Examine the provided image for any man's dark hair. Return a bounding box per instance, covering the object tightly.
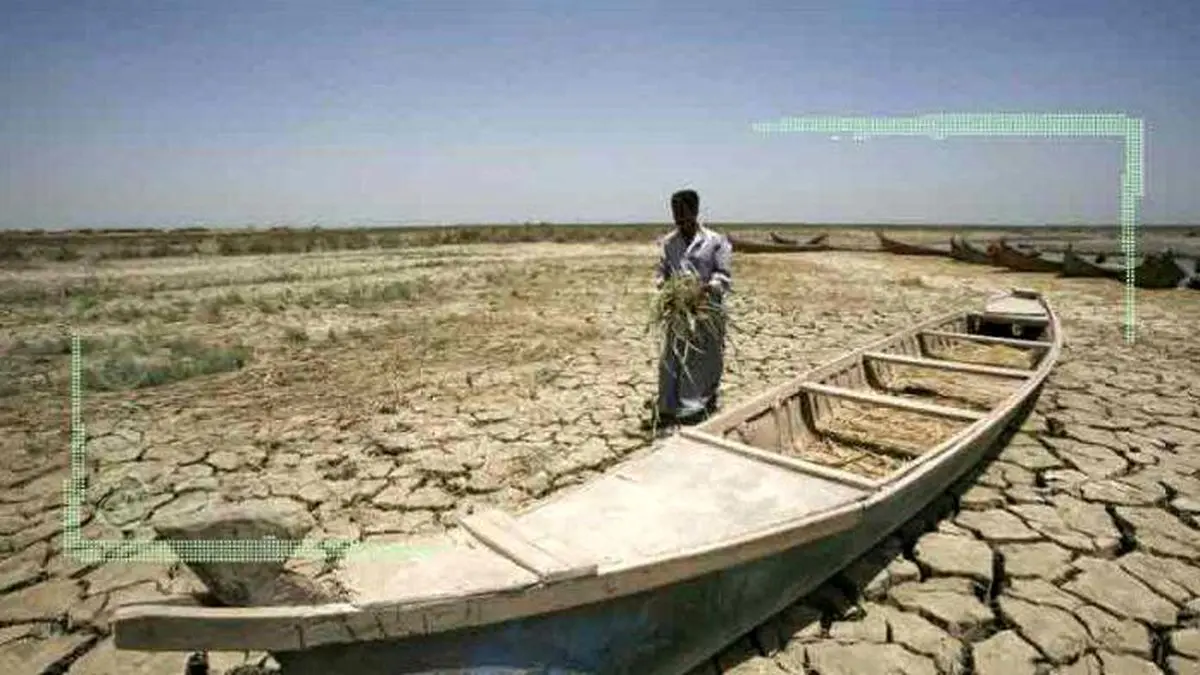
[671,189,699,214]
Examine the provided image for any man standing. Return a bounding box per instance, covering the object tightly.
[650,189,733,428]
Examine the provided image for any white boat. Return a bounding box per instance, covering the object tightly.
[112,289,1062,675]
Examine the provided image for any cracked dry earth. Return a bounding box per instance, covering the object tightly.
[1,239,1198,674]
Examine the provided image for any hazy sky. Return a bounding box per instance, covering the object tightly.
[2,1,1197,229]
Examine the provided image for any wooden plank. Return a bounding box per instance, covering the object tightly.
[677,428,877,490]
[798,382,984,422]
[968,311,1050,328]
[863,351,1032,379]
[982,296,1046,317]
[534,437,868,567]
[920,329,1051,350]
[459,509,597,583]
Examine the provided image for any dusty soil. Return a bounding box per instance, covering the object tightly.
[1,233,1197,673]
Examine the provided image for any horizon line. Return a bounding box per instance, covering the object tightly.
[5,221,1199,234]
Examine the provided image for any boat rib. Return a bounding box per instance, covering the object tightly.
[112,290,1062,675]
[797,381,985,422]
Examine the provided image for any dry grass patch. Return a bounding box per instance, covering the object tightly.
[80,335,251,392]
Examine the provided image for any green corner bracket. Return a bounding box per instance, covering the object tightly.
[751,113,1144,345]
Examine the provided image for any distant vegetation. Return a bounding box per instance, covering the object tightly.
[1,223,671,263]
[1,222,1193,264]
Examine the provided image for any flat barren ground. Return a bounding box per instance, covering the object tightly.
[1,227,1198,674]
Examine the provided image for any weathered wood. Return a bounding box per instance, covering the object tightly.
[269,515,884,675]
[982,295,1046,318]
[949,236,992,265]
[114,501,866,654]
[698,303,974,433]
[677,428,877,490]
[862,351,1031,379]
[727,236,831,254]
[460,509,598,583]
[1062,246,1123,279]
[920,329,1050,350]
[266,383,1053,675]
[989,240,1064,273]
[798,381,984,422]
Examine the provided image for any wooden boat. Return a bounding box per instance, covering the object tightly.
[112,290,1061,675]
[1130,250,1188,289]
[1060,246,1186,289]
[770,232,828,247]
[874,231,950,257]
[1060,246,1122,280]
[987,240,1064,274]
[949,236,993,265]
[728,235,831,254]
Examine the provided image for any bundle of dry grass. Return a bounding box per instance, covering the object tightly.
[647,274,724,363]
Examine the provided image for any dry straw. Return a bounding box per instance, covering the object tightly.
[647,274,723,367]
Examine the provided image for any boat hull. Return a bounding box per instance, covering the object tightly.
[271,393,1038,675]
[729,236,831,254]
[949,237,992,265]
[1061,248,1122,279]
[1132,252,1187,289]
[989,242,1063,273]
[875,232,950,257]
[110,292,1060,675]
[1060,248,1187,288]
[769,232,828,246]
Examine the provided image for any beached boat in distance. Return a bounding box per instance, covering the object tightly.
[987,240,1064,274]
[1061,245,1122,280]
[874,231,951,257]
[1061,246,1187,289]
[728,235,832,254]
[1131,250,1188,289]
[770,232,828,247]
[112,290,1061,675]
[949,236,993,265]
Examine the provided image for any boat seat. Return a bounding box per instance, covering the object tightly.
[797,381,984,422]
[862,351,1031,379]
[920,329,1050,351]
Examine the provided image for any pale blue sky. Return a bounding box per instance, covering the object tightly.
[2,1,1196,229]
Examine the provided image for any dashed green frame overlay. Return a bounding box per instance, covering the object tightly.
[751,113,1144,344]
[65,113,1144,563]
